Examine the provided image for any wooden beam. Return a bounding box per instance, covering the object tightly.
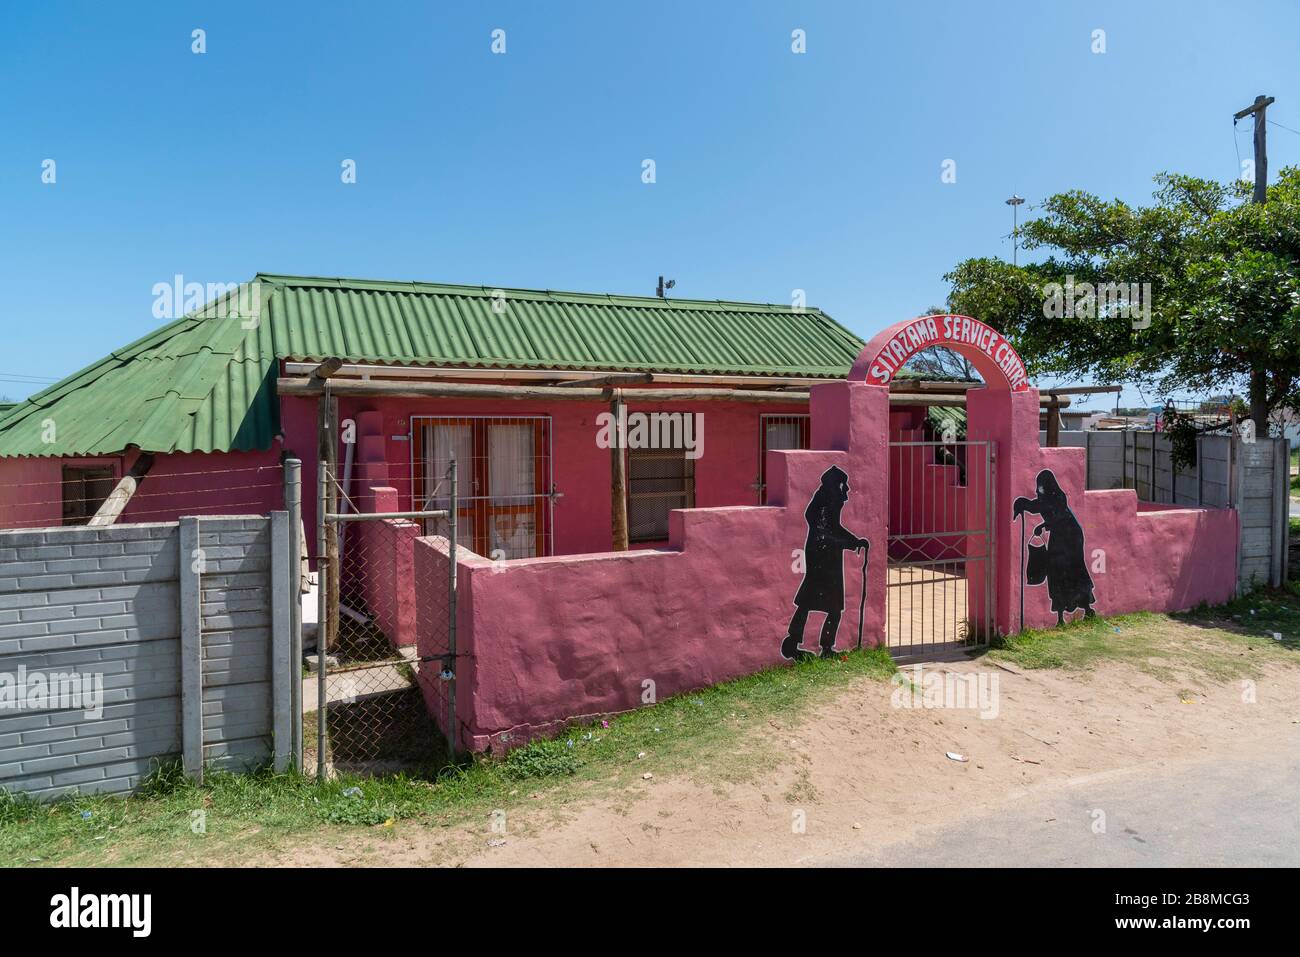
[610,398,629,552]
[88,452,155,527]
[554,372,654,388]
[1046,398,1062,447]
[280,374,1074,410]
[277,376,810,403]
[888,394,1073,409]
[613,388,809,403]
[889,380,984,393]
[1041,385,1122,396]
[284,361,834,388]
[307,357,344,393]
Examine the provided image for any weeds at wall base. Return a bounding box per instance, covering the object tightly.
[0,646,897,864]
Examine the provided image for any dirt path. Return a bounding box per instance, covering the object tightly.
[263,654,1300,867]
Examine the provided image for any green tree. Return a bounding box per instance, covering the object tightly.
[944,168,1300,434]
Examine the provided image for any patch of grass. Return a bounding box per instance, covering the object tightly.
[983,612,1172,671]
[502,738,582,781]
[982,588,1300,681]
[1180,583,1300,651]
[0,646,896,867]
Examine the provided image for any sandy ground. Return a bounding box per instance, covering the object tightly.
[259,648,1300,868]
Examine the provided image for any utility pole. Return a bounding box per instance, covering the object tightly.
[1234,94,1274,205]
[1005,195,1025,265]
[1233,94,1275,432]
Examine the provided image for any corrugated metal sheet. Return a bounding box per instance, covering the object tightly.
[927,405,968,439]
[0,274,864,458]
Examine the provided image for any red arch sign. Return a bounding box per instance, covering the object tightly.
[849,314,1030,392]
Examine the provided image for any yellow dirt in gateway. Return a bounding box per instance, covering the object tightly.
[2,589,1298,868]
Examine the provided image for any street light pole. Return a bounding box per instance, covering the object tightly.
[1005,194,1025,266]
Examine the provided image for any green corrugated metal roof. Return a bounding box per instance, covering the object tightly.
[926,405,967,439]
[0,274,864,458]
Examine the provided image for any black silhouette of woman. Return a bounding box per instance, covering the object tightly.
[782,466,870,660]
[1012,469,1096,625]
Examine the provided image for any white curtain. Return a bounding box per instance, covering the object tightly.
[488,423,535,502]
[765,418,805,451]
[422,422,474,547]
[488,423,537,559]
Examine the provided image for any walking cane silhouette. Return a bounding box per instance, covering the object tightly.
[855,544,869,650]
[1018,512,1025,632]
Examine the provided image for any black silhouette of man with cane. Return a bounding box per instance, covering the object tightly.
[782,466,870,660]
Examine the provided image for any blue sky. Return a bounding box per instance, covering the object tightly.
[3,0,1298,410]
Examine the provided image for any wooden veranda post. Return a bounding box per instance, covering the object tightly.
[610,396,629,551]
[1045,397,1061,447]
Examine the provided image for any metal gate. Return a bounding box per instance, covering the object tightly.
[307,460,458,779]
[886,439,995,657]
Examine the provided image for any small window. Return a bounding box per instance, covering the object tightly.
[758,415,810,503]
[62,466,116,525]
[627,448,695,543]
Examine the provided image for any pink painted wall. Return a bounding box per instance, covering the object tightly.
[968,387,1239,632]
[415,383,891,751]
[0,448,285,530]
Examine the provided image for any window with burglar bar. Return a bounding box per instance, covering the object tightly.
[61,465,116,525]
[412,416,552,559]
[627,445,695,543]
[758,414,810,503]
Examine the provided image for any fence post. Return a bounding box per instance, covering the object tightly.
[179,516,204,782]
[446,459,458,756]
[316,459,329,782]
[1196,436,1203,506]
[1283,439,1292,586]
[1272,438,1288,587]
[1232,435,1243,595]
[284,459,303,770]
[1170,435,1177,504]
[1154,434,1164,504]
[270,510,292,772]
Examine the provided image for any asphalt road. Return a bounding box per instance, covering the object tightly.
[835,731,1300,867]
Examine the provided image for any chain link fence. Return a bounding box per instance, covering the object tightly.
[306,463,456,779]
